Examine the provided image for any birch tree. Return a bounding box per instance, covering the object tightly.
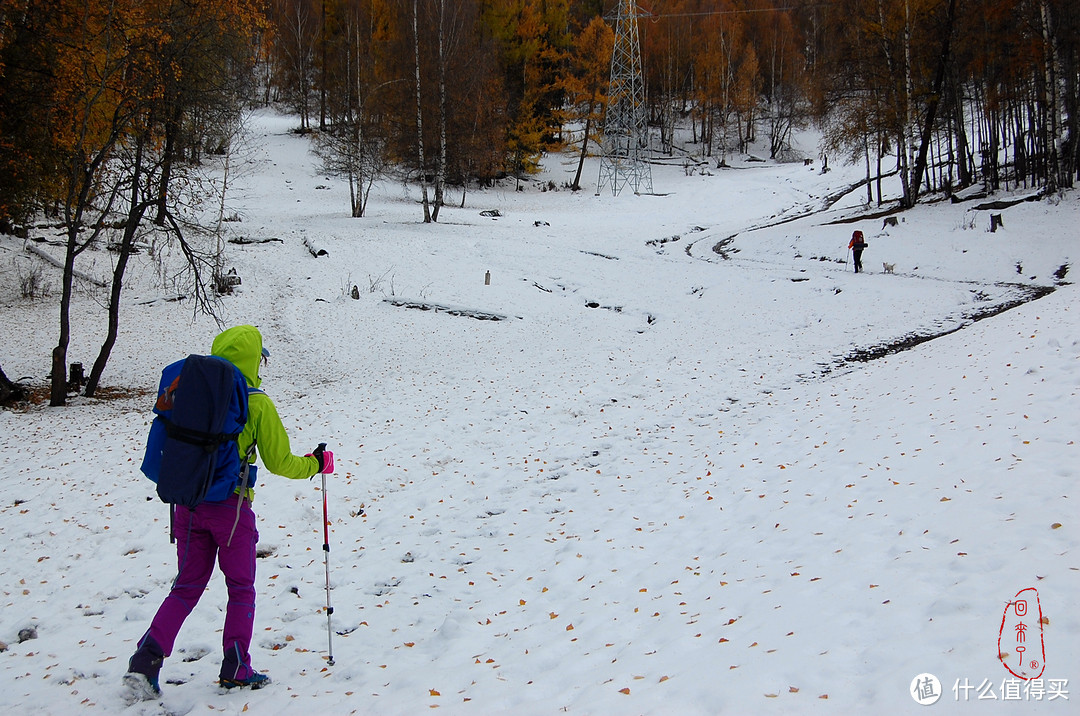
[412,0,432,222]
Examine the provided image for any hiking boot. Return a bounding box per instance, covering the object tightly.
[219,671,270,690]
[122,672,161,702]
[125,636,164,699]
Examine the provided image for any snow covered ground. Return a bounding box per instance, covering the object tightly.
[0,110,1077,715]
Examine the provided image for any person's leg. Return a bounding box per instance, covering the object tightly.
[129,506,217,687]
[209,496,262,681]
[145,507,219,654]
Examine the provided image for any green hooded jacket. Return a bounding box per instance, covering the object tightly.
[211,325,319,486]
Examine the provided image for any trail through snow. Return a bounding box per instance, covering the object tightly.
[0,110,1076,715]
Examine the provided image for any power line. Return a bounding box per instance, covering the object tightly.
[634,2,837,21]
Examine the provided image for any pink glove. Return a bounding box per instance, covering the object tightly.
[307,443,335,474]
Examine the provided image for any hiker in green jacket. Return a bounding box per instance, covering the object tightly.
[126,325,334,698]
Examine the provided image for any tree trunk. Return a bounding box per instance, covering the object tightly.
[572,109,592,191]
[50,273,72,405]
[876,135,884,206]
[86,136,149,397]
[319,0,327,131]
[864,133,873,205]
[50,207,86,407]
[432,0,447,222]
[1039,0,1061,191]
[413,0,432,223]
[907,0,957,208]
[952,75,972,187]
[155,101,182,226]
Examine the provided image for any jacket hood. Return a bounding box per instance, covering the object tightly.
[211,325,263,388]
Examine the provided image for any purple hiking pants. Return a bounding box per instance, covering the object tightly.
[142,494,259,680]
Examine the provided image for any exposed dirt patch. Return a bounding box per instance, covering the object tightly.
[840,284,1055,366]
[385,298,507,321]
[1,383,153,411]
[711,236,738,258]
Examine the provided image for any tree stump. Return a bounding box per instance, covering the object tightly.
[214,268,242,294]
[68,362,85,393]
[0,364,27,405]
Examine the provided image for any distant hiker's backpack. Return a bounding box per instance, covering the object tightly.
[140,354,257,508]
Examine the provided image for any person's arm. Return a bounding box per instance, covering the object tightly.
[247,392,320,479]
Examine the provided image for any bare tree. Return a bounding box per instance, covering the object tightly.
[273,0,318,131]
[314,119,387,217]
[906,0,957,207]
[413,0,432,223]
[432,0,448,221]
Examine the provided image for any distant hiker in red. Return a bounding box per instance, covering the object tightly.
[125,325,335,699]
[848,230,867,273]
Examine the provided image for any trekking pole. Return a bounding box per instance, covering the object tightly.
[319,444,335,667]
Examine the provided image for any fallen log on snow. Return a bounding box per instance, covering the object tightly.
[303,236,328,257]
[24,244,108,287]
[229,236,284,245]
[972,193,1043,211]
[134,295,186,306]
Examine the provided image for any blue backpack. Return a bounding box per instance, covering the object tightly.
[140,354,259,508]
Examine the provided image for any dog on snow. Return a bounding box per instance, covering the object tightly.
[882,262,895,274]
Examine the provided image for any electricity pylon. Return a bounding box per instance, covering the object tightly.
[596,0,653,196]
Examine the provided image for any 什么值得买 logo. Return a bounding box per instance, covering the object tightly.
[910,673,942,705]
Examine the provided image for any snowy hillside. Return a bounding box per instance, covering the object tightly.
[0,110,1076,715]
